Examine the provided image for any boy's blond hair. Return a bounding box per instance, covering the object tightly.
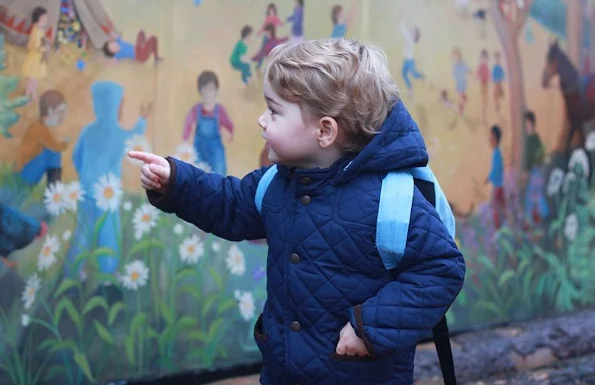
[266,38,400,151]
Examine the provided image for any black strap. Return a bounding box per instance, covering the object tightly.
[413,178,457,385]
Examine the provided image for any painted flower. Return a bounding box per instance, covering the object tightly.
[22,274,41,310]
[119,260,149,290]
[63,181,85,211]
[173,223,184,235]
[43,182,67,216]
[586,131,595,151]
[564,213,578,241]
[21,314,30,327]
[211,241,221,252]
[547,168,564,197]
[37,235,59,271]
[234,290,256,321]
[174,143,198,165]
[568,148,590,178]
[179,235,204,264]
[125,135,153,165]
[132,203,159,240]
[62,230,72,241]
[123,201,133,211]
[226,244,246,276]
[93,173,123,212]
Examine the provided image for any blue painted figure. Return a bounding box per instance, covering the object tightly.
[0,203,47,268]
[182,71,234,175]
[66,81,151,277]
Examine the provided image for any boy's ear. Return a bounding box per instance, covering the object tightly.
[317,117,339,148]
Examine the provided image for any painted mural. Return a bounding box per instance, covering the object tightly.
[0,0,594,383]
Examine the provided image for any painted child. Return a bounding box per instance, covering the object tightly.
[476,49,490,121]
[400,21,424,98]
[0,203,47,268]
[230,25,254,84]
[102,31,163,65]
[252,24,289,68]
[14,90,68,191]
[452,47,470,116]
[182,71,234,176]
[492,51,506,113]
[22,7,50,101]
[256,3,285,71]
[286,0,305,44]
[523,110,549,225]
[66,81,151,279]
[330,1,357,38]
[485,125,506,229]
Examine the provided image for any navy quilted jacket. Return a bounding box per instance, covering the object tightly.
[147,100,465,385]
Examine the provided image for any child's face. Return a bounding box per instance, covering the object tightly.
[38,14,48,27]
[336,9,345,23]
[108,41,120,54]
[44,103,67,127]
[199,83,219,105]
[525,120,535,134]
[489,133,497,148]
[259,80,321,168]
[494,53,501,63]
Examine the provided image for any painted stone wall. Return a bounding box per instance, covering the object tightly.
[0,0,594,384]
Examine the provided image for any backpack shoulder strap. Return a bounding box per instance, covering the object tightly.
[376,169,414,270]
[254,165,278,215]
[376,165,457,385]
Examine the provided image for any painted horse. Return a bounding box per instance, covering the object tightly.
[542,40,595,156]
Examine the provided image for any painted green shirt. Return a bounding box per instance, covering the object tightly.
[230,40,247,64]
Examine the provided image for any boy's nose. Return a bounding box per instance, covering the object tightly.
[257,114,267,129]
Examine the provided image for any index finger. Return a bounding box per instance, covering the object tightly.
[128,151,160,164]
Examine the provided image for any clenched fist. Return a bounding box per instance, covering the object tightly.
[128,151,170,193]
[335,322,369,357]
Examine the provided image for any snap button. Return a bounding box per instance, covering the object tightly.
[300,195,311,205]
[290,253,300,264]
[290,321,301,332]
[301,177,312,185]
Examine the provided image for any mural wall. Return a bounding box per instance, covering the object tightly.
[0,0,594,383]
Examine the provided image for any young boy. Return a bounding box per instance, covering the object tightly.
[230,25,254,84]
[131,38,465,385]
[523,110,549,225]
[485,125,506,229]
[182,71,234,176]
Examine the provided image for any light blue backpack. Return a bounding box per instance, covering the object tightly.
[254,164,459,385]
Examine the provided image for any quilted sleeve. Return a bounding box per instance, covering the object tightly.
[146,157,267,241]
[347,188,465,357]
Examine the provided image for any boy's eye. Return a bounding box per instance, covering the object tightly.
[269,108,278,115]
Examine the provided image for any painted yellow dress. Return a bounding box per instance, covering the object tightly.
[22,25,47,79]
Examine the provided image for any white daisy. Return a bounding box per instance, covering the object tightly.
[226,244,246,276]
[196,161,213,173]
[586,131,595,151]
[174,143,198,165]
[93,173,123,212]
[21,314,30,327]
[62,230,72,241]
[37,235,60,271]
[568,148,590,178]
[119,260,149,290]
[173,223,184,235]
[564,213,578,241]
[22,274,41,310]
[63,181,85,211]
[132,203,159,240]
[234,290,256,321]
[125,135,153,165]
[211,241,221,252]
[123,201,133,211]
[43,182,67,216]
[547,168,564,197]
[179,235,204,264]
